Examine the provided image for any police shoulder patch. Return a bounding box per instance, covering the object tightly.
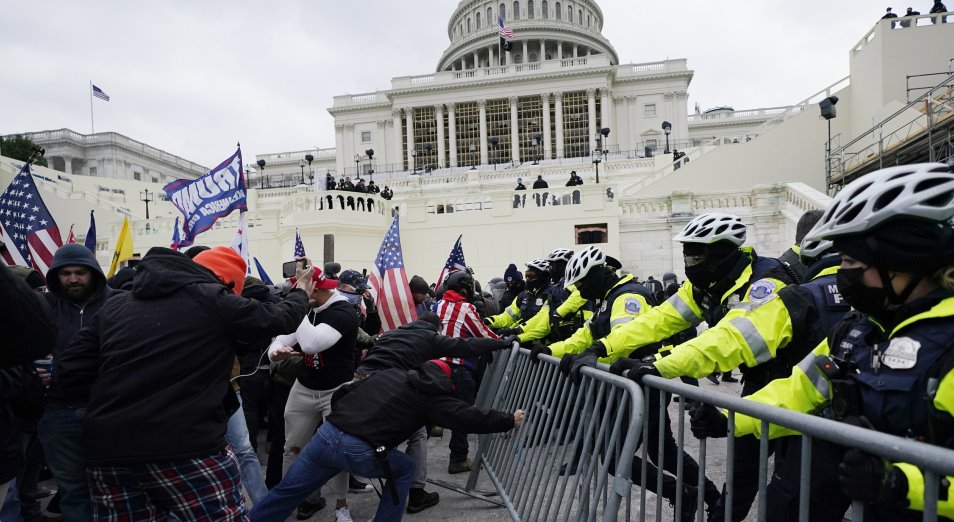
[746,280,778,304]
[624,297,641,315]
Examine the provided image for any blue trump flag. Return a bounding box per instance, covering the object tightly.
[83,210,96,254]
[163,147,247,244]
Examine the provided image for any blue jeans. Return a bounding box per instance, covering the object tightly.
[38,407,90,522]
[226,394,268,504]
[0,478,20,522]
[251,422,414,522]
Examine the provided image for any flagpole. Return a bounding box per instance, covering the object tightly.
[89,80,95,134]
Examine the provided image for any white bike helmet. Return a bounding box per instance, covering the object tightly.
[673,212,746,246]
[803,163,954,243]
[546,248,575,262]
[798,237,834,264]
[526,258,550,272]
[564,246,606,287]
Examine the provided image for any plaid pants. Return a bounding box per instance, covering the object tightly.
[88,447,247,522]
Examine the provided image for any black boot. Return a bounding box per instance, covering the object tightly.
[662,477,698,522]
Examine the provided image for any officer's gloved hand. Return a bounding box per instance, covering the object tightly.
[498,335,519,349]
[689,403,729,439]
[560,342,606,384]
[496,327,520,337]
[608,357,659,383]
[838,449,908,504]
[529,341,551,363]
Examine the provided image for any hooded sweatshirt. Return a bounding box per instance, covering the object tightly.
[54,247,309,465]
[328,363,514,448]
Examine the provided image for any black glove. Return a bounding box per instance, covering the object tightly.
[838,449,908,504]
[688,403,729,439]
[559,342,606,384]
[496,327,521,337]
[499,335,519,349]
[608,356,659,383]
[609,357,641,376]
[529,342,551,363]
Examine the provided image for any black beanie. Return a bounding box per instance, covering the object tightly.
[833,219,954,272]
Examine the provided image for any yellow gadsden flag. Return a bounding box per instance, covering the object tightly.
[107,217,134,277]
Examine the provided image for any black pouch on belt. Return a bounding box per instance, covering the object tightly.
[374,446,400,505]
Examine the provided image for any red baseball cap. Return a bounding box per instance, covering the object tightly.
[311,266,339,290]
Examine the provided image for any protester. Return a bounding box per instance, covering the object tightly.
[53,246,312,520]
[409,275,434,316]
[250,360,524,522]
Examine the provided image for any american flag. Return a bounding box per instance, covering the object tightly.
[435,234,466,289]
[294,229,306,258]
[66,225,76,244]
[0,163,63,275]
[498,17,514,40]
[436,294,499,368]
[92,84,110,101]
[369,215,418,331]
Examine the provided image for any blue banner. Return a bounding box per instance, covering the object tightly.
[163,147,246,243]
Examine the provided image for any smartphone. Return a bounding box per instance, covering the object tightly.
[282,261,297,279]
[362,268,367,277]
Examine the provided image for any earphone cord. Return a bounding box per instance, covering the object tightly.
[229,348,271,383]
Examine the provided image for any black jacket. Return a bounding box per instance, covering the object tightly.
[55,247,310,465]
[328,363,514,449]
[356,318,506,375]
[238,279,282,374]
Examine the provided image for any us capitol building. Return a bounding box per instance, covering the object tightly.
[4,0,954,283]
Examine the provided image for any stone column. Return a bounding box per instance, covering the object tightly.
[522,40,528,63]
[405,108,415,172]
[478,99,489,165]
[554,92,565,158]
[435,105,446,168]
[541,93,552,159]
[447,103,458,168]
[540,39,546,61]
[573,44,578,58]
[676,91,689,146]
[344,123,355,176]
[509,96,520,163]
[586,88,597,152]
[473,50,479,69]
[626,96,637,152]
[557,41,563,60]
[391,110,402,169]
[600,89,613,145]
[489,45,496,67]
[63,155,73,175]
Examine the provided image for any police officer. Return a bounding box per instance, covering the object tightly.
[620,235,847,521]
[691,163,954,521]
[486,259,555,333]
[517,248,591,344]
[567,212,797,520]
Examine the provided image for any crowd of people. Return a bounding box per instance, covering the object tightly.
[324,174,393,200]
[881,1,948,23]
[2,162,954,521]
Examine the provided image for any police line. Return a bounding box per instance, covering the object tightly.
[454,344,645,521]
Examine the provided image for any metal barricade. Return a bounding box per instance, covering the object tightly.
[639,374,954,522]
[457,345,645,521]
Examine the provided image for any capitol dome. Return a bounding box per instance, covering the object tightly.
[438,0,619,72]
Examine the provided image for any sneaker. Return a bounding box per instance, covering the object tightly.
[335,506,353,522]
[721,372,739,383]
[349,476,373,493]
[705,373,720,385]
[296,497,327,520]
[406,488,439,513]
[448,458,472,474]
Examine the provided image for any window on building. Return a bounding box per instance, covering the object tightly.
[488,7,493,23]
[587,14,591,27]
[500,3,506,19]
[362,131,372,142]
[567,5,573,22]
[542,0,548,18]
[646,139,657,151]
[528,0,534,18]
[644,103,656,117]
[476,12,481,29]
[578,9,582,23]
[133,172,141,181]
[151,176,158,183]
[555,1,561,19]
[575,223,608,245]
[467,17,471,32]
[513,1,520,19]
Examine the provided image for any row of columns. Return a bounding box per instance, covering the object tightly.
[449,40,593,71]
[393,88,614,168]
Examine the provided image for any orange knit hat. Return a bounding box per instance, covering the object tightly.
[194,246,247,295]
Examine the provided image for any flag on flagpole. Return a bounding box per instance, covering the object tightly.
[0,162,63,274]
[294,229,306,258]
[498,17,515,52]
[254,257,273,285]
[171,217,182,250]
[435,234,466,289]
[92,84,110,101]
[84,210,96,254]
[66,225,76,244]
[369,215,418,331]
[163,146,246,245]
[107,217,134,277]
[230,211,252,276]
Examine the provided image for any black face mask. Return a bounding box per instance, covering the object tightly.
[836,267,890,316]
[684,250,745,292]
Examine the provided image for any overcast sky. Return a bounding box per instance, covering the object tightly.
[3,1,891,167]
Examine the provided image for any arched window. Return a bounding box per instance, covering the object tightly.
[467,18,471,32]
[488,7,493,23]
[500,3,506,19]
[542,0,549,18]
[528,0,534,18]
[578,9,582,23]
[587,14,591,27]
[567,5,573,22]
[513,1,520,19]
[476,12,481,29]
[555,1,561,19]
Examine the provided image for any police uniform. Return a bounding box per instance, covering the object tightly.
[487,282,559,330]
[734,292,954,520]
[517,284,592,344]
